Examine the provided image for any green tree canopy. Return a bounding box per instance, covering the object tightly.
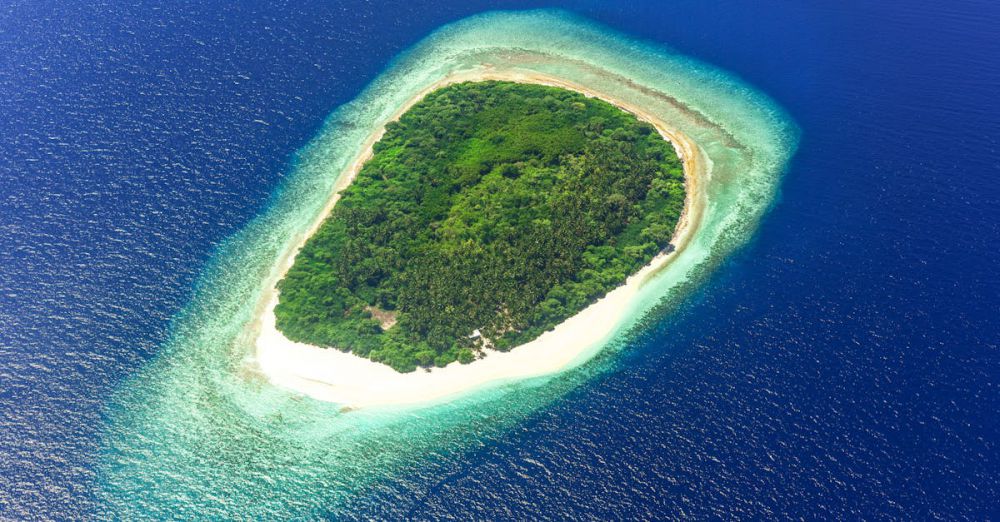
[274,81,684,372]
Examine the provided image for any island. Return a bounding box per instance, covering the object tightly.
[272,81,685,372]
[253,65,715,410]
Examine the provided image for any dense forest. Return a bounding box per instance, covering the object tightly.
[275,81,685,372]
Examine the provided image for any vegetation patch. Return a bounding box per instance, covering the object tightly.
[275,81,685,372]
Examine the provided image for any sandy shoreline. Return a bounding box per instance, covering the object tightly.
[251,68,707,409]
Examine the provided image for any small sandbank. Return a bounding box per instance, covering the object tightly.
[252,68,708,409]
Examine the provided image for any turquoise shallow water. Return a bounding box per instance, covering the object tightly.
[94,10,796,517]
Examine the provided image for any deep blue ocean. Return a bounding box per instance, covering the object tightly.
[2,0,998,519]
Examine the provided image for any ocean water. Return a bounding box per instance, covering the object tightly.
[1,1,997,519]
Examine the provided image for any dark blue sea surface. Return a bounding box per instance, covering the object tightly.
[1,0,998,519]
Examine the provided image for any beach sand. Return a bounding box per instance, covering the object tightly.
[251,69,708,409]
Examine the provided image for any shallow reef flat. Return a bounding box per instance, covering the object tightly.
[98,11,797,517]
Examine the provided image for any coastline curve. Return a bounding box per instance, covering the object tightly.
[253,71,709,408]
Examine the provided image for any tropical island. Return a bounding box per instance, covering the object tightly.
[272,81,685,373]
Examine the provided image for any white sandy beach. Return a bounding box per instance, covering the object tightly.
[252,69,708,409]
